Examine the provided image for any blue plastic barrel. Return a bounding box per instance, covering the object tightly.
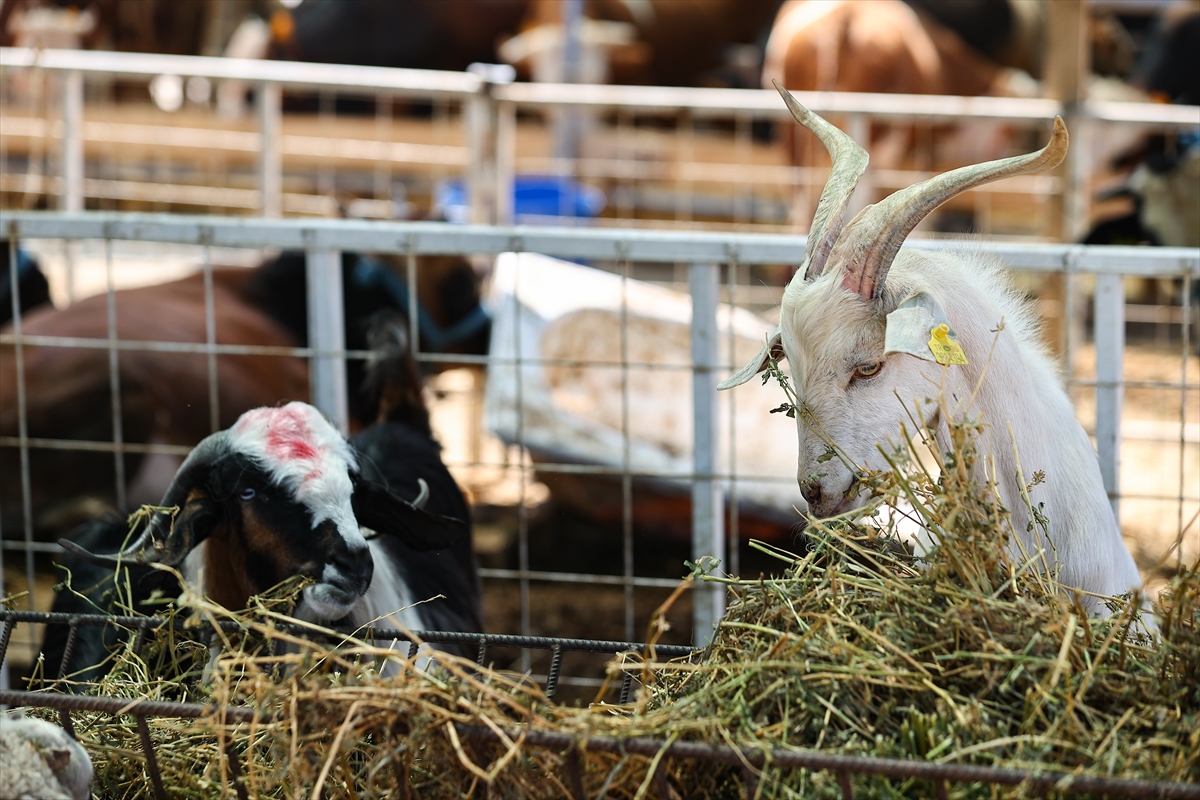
[436,176,606,223]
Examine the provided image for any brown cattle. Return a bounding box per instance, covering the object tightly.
[763,0,1032,173]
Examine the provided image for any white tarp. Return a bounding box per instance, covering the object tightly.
[484,252,804,524]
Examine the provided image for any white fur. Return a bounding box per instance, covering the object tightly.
[228,402,365,552]
[0,713,93,800]
[774,248,1142,613]
[352,540,437,674]
[291,539,435,673]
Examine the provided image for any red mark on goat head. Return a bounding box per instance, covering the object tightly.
[236,405,322,476]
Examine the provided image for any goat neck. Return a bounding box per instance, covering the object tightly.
[895,256,1138,607]
[831,116,1068,300]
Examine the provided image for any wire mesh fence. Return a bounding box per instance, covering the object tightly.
[0,47,1197,795]
[1,213,1196,703]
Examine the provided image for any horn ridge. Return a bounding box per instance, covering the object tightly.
[836,116,1069,300]
[772,81,870,281]
[143,429,233,564]
[58,523,156,569]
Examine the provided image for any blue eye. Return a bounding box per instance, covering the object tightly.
[239,487,256,501]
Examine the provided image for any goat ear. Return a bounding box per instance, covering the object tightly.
[884,292,967,365]
[157,494,219,564]
[352,479,467,552]
[718,329,784,390]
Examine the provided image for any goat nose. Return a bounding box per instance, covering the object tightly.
[332,543,374,588]
[800,481,823,509]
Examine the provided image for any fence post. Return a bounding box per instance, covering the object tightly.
[554,0,584,163]
[495,99,516,226]
[1094,273,1124,523]
[466,64,514,225]
[257,81,282,218]
[1045,0,1090,365]
[60,69,83,212]
[845,113,871,220]
[690,262,726,647]
[306,247,349,435]
[59,69,84,302]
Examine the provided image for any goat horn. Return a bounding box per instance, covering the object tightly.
[142,430,233,565]
[57,524,159,569]
[412,478,429,510]
[834,116,1069,300]
[772,80,869,281]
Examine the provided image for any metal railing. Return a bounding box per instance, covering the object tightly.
[2,211,1197,653]
[0,608,695,800]
[0,695,1195,800]
[2,610,1198,799]
[4,46,1198,235]
[2,609,1200,796]
[1,46,484,221]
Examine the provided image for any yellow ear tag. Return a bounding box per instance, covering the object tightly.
[928,324,968,366]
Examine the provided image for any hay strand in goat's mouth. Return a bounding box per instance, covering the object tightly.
[19,410,1198,799]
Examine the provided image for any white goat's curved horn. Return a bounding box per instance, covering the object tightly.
[834,116,1069,300]
[772,80,869,281]
[412,478,430,510]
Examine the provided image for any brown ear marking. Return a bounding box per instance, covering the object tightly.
[44,747,72,771]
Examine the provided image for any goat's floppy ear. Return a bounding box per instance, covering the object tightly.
[158,494,220,564]
[884,292,968,366]
[717,329,784,390]
[352,478,468,552]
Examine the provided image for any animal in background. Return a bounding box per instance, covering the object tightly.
[1,241,52,327]
[0,250,487,540]
[762,0,1036,175]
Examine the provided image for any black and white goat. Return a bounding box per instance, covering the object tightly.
[44,322,480,680]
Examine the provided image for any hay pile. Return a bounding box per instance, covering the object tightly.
[639,415,1199,796]
[33,412,1200,799]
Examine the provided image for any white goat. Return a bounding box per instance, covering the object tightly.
[721,83,1143,613]
[0,713,93,800]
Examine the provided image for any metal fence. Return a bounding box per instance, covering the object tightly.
[3,46,1198,243]
[2,212,1196,695]
[1,613,1198,799]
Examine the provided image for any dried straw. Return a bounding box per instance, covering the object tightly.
[28,399,1199,799]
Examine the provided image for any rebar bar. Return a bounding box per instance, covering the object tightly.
[0,610,698,658]
[452,725,1200,799]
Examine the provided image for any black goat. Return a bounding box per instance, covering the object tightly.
[1,241,52,327]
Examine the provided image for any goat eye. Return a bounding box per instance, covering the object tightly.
[238,487,257,501]
[853,361,883,380]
